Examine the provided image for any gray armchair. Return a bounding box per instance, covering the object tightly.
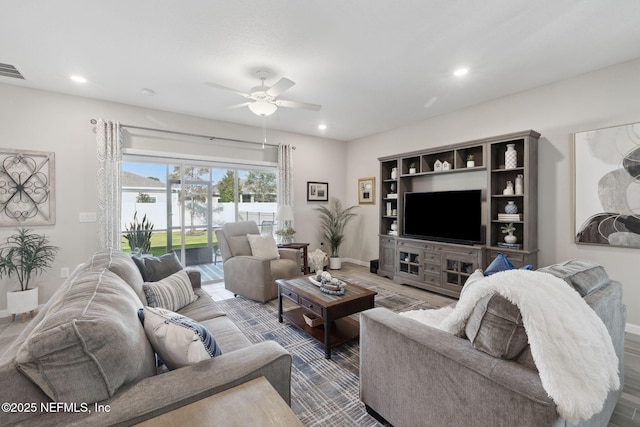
[215,221,301,302]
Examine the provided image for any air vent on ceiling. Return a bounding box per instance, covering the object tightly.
[0,63,25,80]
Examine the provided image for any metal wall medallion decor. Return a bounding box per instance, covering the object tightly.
[0,149,55,226]
[574,122,640,247]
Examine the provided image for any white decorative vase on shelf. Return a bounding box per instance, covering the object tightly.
[504,234,517,244]
[409,167,416,174]
[503,181,514,195]
[505,144,517,169]
[467,160,475,168]
[515,174,524,195]
[391,167,398,179]
[505,201,518,214]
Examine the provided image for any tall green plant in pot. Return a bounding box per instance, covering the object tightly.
[315,197,358,270]
[124,212,154,254]
[0,228,59,321]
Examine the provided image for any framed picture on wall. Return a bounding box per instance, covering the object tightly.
[573,121,640,247]
[358,177,375,204]
[307,181,329,201]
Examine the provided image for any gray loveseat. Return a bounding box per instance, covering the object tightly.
[0,248,292,426]
[360,259,626,427]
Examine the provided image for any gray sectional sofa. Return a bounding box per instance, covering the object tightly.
[0,248,292,426]
[360,259,626,427]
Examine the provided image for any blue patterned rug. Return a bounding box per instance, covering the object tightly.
[215,277,435,426]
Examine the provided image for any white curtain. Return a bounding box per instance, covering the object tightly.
[96,119,123,249]
[277,144,294,230]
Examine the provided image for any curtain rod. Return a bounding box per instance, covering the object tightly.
[89,119,295,149]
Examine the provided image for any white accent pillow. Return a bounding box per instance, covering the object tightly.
[143,270,198,311]
[138,306,222,370]
[246,234,280,260]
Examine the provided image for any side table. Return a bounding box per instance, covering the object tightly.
[278,242,309,274]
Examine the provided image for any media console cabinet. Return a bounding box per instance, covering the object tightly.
[378,130,539,298]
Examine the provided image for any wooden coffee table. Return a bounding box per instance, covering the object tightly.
[277,275,377,359]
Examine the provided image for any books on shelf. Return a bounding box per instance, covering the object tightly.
[497,242,522,250]
[388,230,398,236]
[498,213,522,221]
[386,193,398,199]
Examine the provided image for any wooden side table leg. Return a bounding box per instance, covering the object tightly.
[21,313,27,322]
[324,314,331,359]
[11,314,15,322]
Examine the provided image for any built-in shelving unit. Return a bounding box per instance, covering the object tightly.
[378,130,539,298]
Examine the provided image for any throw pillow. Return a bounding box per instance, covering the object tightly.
[132,251,183,282]
[143,270,198,311]
[465,293,529,359]
[537,259,609,297]
[484,252,533,276]
[460,269,485,298]
[137,306,222,370]
[246,233,280,260]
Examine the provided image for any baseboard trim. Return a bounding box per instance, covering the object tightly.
[626,323,640,335]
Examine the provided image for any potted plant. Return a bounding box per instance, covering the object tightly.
[315,197,358,270]
[0,228,59,321]
[275,225,296,244]
[123,211,154,254]
[501,223,517,244]
[409,162,417,174]
[466,154,475,168]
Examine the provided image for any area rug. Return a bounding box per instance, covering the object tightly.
[215,277,435,427]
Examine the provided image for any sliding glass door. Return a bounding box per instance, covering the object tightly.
[121,158,277,283]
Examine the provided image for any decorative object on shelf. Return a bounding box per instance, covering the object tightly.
[386,202,392,216]
[358,177,375,204]
[409,162,417,174]
[505,144,517,169]
[0,149,56,226]
[315,197,358,270]
[307,181,329,201]
[515,174,524,195]
[391,208,397,216]
[390,220,398,232]
[391,167,398,180]
[505,201,518,214]
[308,248,328,273]
[442,161,451,171]
[0,228,59,321]
[503,181,514,195]
[501,223,517,244]
[466,154,475,168]
[390,182,396,193]
[574,121,640,248]
[434,159,443,172]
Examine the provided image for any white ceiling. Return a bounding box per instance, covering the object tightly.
[3,1,640,141]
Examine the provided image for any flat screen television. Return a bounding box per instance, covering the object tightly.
[403,189,482,245]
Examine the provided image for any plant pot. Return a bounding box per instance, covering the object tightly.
[504,234,517,244]
[7,287,38,321]
[329,257,342,270]
[409,168,416,174]
[467,161,475,168]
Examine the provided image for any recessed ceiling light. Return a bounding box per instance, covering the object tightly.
[70,74,87,84]
[453,68,469,77]
[318,124,327,131]
[141,88,156,96]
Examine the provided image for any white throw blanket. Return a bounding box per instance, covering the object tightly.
[400,269,620,423]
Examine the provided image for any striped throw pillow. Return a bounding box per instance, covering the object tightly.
[143,270,198,311]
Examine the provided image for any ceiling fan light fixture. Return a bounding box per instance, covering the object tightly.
[248,100,277,116]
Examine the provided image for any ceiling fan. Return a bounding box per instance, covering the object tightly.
[207,70,321,117]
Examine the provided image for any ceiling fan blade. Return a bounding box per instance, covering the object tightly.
[266,77,295,97]
[226,102,252,110]
[205,82,250,98]
[276,99,322,111]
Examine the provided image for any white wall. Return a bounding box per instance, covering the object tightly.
[0,83,346,313]
[343,58,640,329]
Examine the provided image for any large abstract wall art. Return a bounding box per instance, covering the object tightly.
[574,122,640,247]
[0,149,55,226]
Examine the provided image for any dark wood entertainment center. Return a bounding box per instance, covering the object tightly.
[378,130,539,298]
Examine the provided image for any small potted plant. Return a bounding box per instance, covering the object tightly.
[275,225,296,245]
[501,223,517,244]
[0,228,59,321]
[466,154,475,168]
[409,162,417,174]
